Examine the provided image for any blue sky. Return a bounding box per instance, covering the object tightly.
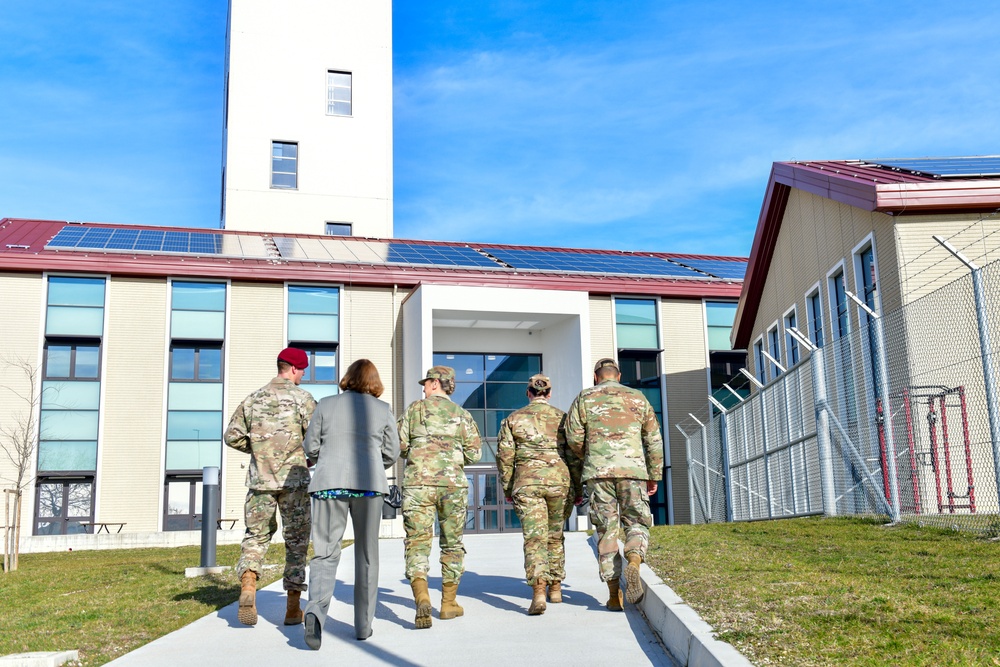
[2,2,999,257]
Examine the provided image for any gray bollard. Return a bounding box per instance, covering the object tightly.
[200,466,220,568]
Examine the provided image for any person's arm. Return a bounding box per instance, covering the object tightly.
[302,404,323,465]
[641,399,665,496]
[564,396,587,461]
[223,398,252,453]
[382,407,401,468]
[497,418,515,500]
[558,413,584,502]
[461,412,482,466]
[397,405,411,459]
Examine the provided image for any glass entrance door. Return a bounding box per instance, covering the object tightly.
[465,470,521,534]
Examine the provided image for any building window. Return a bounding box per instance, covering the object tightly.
[288,285,340,400]
[46,276,105,337]
[704,301,746,410]
[44,342,100,380]
[753,338,766,385]
[767,325,781,379]
[784,309,800,367]
[434,353,540,465]
[807,289,824,348]
[615,298,658,349]
[164,345,223,494]
[857,245,878,321]
[170,345,222,381]
[35,478,93,535]
[829,270,849,340]
[327,71,352,116]
[171,281,226,340]
[271,141,298,189]
[325,222,353,236]
[164,476,206,531]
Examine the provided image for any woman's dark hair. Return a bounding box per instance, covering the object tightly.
[339,359,384,398]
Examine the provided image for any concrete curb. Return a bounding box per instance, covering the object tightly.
[0,651,78,667]
[588,535,754,667]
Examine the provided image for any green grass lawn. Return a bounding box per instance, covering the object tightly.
[0,543,288,665]
[645,517,1000,667]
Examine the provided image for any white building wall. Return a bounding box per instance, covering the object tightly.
[223,0,393,237]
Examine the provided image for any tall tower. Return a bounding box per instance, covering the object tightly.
[222,0,393,238]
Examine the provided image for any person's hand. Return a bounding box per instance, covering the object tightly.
[573,496,584,506]
[646,481,658,496]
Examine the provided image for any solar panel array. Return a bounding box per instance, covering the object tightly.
[481,248,701,278]
[45,225,746,280]
[48,226,224,254]
[868,156,1000,178]
[668,258,748,280]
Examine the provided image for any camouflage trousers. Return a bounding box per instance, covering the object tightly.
[402,485,467,584]
[236,487,311,592]
[588,478,651,582]
[512,484,568,585]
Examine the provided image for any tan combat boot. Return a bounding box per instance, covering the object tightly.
[410,578,433,629]
[548,581,563,604]
[284,590,303,625]
[624,552,645,603]
[605,579,624,611]
[238,570,258,625]
[528,581,547,615]
[440,582,464,619]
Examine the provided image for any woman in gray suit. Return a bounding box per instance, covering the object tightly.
[301,359,400,650]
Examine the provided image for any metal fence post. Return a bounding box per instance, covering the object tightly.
[691,414,712,522]
[717,405,734,522]
[677,424,696,524]
[790,328,837,517]
[847,290,902,523]
[934,236,1000,508]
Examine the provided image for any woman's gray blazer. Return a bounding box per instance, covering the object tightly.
[303,390,400,493]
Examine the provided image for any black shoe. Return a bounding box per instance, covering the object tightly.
[304,612,322,650]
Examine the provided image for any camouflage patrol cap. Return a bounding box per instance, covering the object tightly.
[594,357,620,373]
[527,374,552,392]
[418,365,455,386]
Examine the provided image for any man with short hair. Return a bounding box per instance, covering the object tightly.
[498,373,582,615]
[397,366,482,629]
[565,358,664,611]
[225,347,317,626]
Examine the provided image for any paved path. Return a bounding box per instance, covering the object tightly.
[108,532,677,666]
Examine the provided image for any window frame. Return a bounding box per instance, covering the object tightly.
[324,222,353,237]
[43,339,102,380]
[34,475,95,535]
[270,140,299,190]
[827,261,850,341]
[168,343,224,382]
[752,336,766,385]
[326,70,353,117]
[783,305,800,367]
[805,282,825,348]
[766,322,782,380]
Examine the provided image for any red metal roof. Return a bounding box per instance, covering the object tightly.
[732,160,1000,348]
[0,218,744,299]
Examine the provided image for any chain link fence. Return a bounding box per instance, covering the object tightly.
[680,256,1000,535]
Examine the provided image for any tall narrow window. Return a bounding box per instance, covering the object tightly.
[705,301,746,410]
[784,309,800,367]
[807,290,825,348]
[288,285,340,401]
[753,339,766,385]
[271,141,298,189]
[615,298,658,349]
[327,71,352,116]
[829,270,849,340]
[36,275,105,535]
[165,282,226,531]
[767,326,782,379]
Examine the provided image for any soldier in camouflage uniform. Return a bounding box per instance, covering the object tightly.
[497,374,583,615]
[565,358,664,611]
[397,366,482,629]
[224,347,317,627]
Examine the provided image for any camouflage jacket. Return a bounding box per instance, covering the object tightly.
[497,398,581,499]
[565,379,664,482]
[224,377,317,490]
[397,395,482,489]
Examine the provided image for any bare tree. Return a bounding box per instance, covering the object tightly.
[1,356,43,572]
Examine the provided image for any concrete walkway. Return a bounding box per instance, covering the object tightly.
[107,532,678,667]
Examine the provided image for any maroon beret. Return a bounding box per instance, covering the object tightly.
[278,347,309,369]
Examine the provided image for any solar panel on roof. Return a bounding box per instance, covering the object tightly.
[668,258,747,280]
[482,248,703,278]
[868,156,1000,178]
[385,242,498,268]
[46,225,228,256]
[272,237,502,269]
